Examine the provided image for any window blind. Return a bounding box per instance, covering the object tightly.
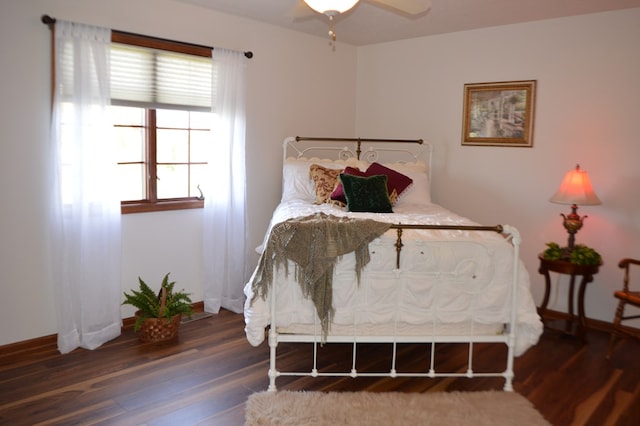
[110,42,212,111]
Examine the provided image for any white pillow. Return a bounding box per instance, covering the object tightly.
[383,161,431,207]
[281,157,364,203]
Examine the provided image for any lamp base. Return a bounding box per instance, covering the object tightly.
[560,204,586,250]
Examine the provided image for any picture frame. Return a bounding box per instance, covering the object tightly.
[462,80,536,147]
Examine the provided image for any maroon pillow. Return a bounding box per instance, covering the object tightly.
[330,166,366,204]
[365,162,413,204]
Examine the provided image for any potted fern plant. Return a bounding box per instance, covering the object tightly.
[123,273,193,343]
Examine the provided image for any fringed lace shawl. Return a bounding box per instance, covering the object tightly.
[250,212,392,340]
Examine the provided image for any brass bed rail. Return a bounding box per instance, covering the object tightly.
[390,224,505,270]
[295,136,424,144]
[295,136,424,161]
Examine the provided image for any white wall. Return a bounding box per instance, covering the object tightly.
[2,1,639,347]
[0,0,356,345]
[355,9,640,324]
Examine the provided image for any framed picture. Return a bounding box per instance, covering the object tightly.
[462,80,536,147]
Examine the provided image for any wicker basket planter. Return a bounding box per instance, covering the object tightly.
[123,273,192,344]
[135,311,182,343]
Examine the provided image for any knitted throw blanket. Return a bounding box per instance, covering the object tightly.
[251,212,392,340]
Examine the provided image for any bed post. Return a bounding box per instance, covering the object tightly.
[267,280,279,392]
[267,327,278,391]
[502,224,521,392]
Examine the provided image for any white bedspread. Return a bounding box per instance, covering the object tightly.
[243,200,542,356]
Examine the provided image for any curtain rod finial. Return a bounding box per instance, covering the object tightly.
[41,14,56,25]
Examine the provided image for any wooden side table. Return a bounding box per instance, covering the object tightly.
[537,255,601,341]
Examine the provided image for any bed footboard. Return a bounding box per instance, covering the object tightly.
[266,224,522,392]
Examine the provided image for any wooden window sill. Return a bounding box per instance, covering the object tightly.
[121,199,204,214]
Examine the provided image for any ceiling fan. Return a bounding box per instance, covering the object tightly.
[299,0,432,42]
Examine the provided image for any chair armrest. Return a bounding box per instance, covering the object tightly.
[619,258,640,268]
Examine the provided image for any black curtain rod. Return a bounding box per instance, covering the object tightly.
[40,14,253,59]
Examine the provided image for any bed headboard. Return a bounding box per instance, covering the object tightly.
[283,136,433,181]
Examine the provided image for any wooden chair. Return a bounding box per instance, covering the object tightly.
[607,258,640,359]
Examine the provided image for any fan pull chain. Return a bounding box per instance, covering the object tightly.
[328,15,337,42]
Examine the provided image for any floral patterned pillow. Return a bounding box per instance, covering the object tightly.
[309,164,344,204]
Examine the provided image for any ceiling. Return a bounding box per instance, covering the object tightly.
[175,0,640,46]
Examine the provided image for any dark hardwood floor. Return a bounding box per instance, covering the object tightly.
[1,309,639,425]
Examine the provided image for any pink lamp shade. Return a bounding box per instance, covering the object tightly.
[549,164,601,250]
[550,164,601,206]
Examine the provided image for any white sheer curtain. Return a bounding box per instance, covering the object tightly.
[202,49,248,314]
[48,21,122,353]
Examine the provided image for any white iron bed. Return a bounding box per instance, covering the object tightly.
[243,136,542,392]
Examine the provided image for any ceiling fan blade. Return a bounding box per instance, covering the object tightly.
[368,0,431,15]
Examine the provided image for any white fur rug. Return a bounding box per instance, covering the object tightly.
[245,390,551,426]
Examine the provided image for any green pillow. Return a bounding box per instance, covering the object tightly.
[340,173,393,213]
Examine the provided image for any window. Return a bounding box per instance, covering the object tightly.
[114,107,212,213]
[110,33,214,213]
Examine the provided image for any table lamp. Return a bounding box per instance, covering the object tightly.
[549,164,601,250]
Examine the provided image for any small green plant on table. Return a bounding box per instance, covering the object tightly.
[542,242,602,265]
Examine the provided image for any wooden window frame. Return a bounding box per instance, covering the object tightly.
[113,32,211,214]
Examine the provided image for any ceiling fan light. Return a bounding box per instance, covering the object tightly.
[304,0,360,15]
